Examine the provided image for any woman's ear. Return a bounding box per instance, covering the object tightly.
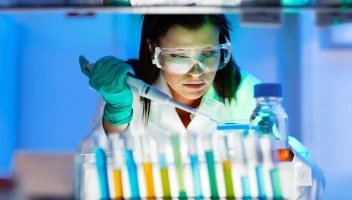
[146,38,154,58]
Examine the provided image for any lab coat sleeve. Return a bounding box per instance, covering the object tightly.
[289,136,326,200]
[89,65,138,147]
[89,95,134,150]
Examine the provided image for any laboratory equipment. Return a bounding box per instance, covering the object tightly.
[147,123,174,198]
[187,133,202,198]
[110,133,140,199]
[243,127,261,199]
[250,83,295,199]
[75,82,299,199]
[154,135,171,198]
[216,123,250,199]
[159,154,171,198]
[125,149,139,198]
[83,61,219,124]
[250,83,290,161]
[108,135,125,199]
[75,122,297,199]
[137,135,156,198]
[171,135,188,198]
[217,131,235,198]
[203,133,219,198]
[94,147,110,199]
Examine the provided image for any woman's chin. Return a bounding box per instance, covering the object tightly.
[180,90,207,100]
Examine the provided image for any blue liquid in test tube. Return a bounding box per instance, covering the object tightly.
[125,149,140,198]
[190,155,202,198]
[256,165,266,198]
[241,176,251,199]
[159,154,167,169]
[94,147,110,200]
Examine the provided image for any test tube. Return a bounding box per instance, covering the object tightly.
[154,135,171,198]
[159,154,171,197]
[146,122,173,198]
[270,168,283,198]
[94,147,110,199]
[123,134,140,199]
[259,134,280,199]
[140,135,156,198]
[187,134,202,198]
[218,123,250,199]
[203,134,219,198]
[171,135,189,198]
[217,135,235,198]
[243,129,260,199]
[109,134,125,199]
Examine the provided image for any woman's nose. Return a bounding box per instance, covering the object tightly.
[187,63,204,77]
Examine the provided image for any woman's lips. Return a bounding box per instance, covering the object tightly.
[183,83,205,89]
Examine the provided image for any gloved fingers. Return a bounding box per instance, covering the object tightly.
[89,56,120,90]
[92,56,117,75]
[118,62,133,77]
[79,55,91,78]
[97,62,133,94]
[89,57,131,93]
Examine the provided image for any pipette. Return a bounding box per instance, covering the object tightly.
[84,61,219,123]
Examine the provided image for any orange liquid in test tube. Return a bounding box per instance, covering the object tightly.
[143,162,155,198]
[113,169,123,198]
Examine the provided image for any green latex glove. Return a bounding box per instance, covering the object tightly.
[79,55,133,126]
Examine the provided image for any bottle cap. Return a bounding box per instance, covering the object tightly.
[254,83,282,98]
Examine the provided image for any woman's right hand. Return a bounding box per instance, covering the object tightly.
[79,55,133,126]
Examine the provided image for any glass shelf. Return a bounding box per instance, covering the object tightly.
[0,5,351,14]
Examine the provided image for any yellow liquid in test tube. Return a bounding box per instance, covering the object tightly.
[143,162,155,198]
[113,169,123,198]
[160,168,171,197]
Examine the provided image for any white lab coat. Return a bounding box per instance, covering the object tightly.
[81,70,325,200]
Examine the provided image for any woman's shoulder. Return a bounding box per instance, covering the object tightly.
[222,70,261,121]
[239,70,261,89]
[236,70,261,99]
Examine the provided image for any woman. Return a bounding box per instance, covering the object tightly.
[79,14,325,199]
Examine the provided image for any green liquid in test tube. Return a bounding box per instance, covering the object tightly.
[223,161,234,198]
[205,151,218,198]
[270,168,283,199]
[171,135,187,198]
[218,133,235,198]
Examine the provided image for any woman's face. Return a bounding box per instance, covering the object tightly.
[154,23,219,101]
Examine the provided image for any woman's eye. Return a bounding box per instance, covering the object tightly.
[202,51,218,57]
[170,54,188,59]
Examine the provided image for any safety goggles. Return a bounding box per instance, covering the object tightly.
[154,37,232,74]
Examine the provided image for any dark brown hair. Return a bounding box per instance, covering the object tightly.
[128,14,242,124]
